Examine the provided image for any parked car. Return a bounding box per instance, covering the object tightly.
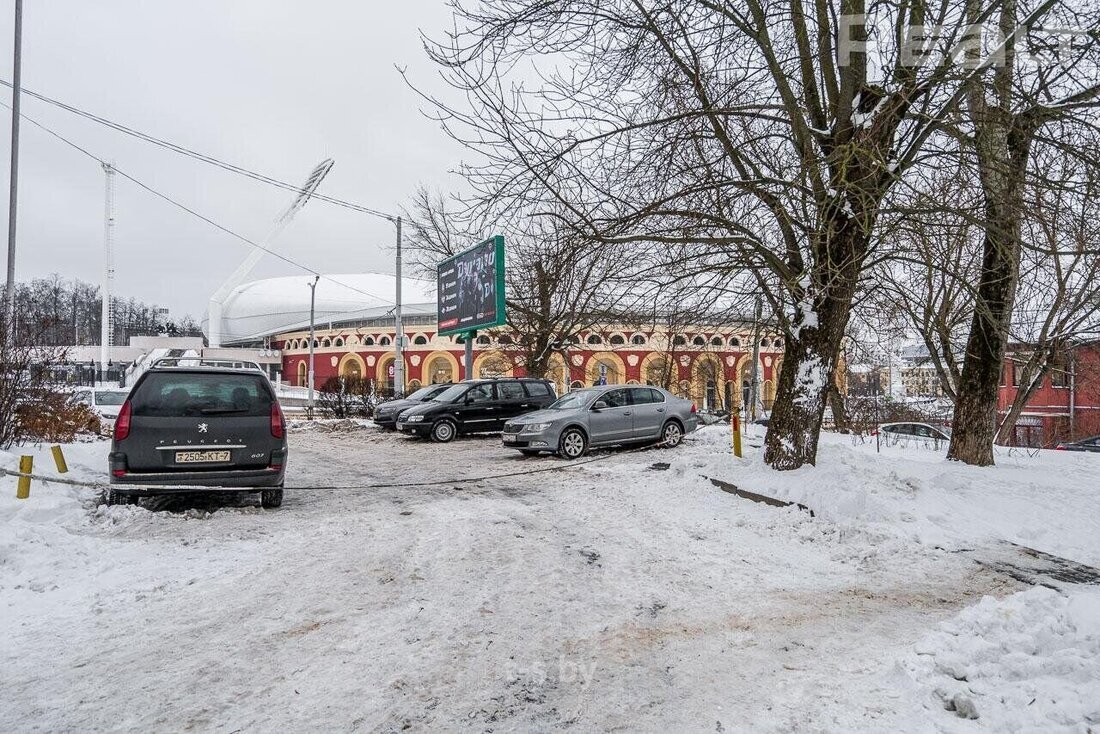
[873,422,951,447]
[1054,436,1100,453]
[106,360,288,508]
[395,378,556,442]
[74,387,130,426]
[501,385,700,459]
[373,383,454,428]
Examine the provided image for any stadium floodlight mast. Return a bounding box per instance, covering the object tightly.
[207,158,335,348]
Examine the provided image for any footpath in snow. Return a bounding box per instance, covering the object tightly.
[1,426,1098,732]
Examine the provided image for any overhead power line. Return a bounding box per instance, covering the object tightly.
[0,78,399,223]
[0,98,396,305]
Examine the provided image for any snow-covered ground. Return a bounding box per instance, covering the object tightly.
[2,426,1098,732]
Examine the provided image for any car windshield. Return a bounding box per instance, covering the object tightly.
[94,390,129,406]
[548,391,596,410]
[407,385,447,401]
[431,384,471,403]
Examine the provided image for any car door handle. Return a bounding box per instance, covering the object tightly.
[656,408,665,413]
[623,411,632,416]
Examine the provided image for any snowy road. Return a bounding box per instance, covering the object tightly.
[2,426,1096,732]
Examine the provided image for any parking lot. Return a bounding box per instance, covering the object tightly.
[2,424,1028,732]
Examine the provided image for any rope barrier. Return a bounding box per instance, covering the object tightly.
[0,441,679,494]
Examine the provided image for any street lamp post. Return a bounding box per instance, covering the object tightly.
[307,275,319,419]
[393,217,404,397]
[4,0,24,321]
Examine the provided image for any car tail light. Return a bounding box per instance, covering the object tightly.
[690,403,697,414]
[1055,445,1065,450]
[871,429,879,436]
[270,402,286,439]
[114,400,133,441]
[112,469,127,478]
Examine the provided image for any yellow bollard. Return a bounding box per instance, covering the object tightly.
[732,414,743,458]
[16,455,33,499]
[51,445,69,474]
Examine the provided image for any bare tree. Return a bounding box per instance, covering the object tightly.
[947,1,1100,464]
[414,0,1067,469]
[402,187,620,377]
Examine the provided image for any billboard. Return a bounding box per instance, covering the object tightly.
[436,235,506,336]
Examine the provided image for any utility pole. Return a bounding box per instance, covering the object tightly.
[748,295,762,422]
[4,0,23,321]
[465,331,475,380]
[307,276,319,418]
[100,163,116,378]
[393,216,404,397]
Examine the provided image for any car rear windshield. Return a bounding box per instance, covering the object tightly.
[94,390,129,406]
[131,372,274,417]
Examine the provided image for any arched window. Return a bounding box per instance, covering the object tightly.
[413,335,428,345]
[497,334,513,345]
[609,334,626,345]
[296,361,307,386]
[760,337,770,347]
[379,336,392,346]
[586,334,602,345]
[644,357,669,387]
[476,335,491,345]
[321,337,331,348]
[673,335,687,347]
[692,336,707,347]
[631,334,647,346]
[729,336,741,347]
[773,337,783,347]
[454,335,466,344]
[570,380,584,389]
[363,336,375,346]
[334,337,344,347]
[711,336,723,347]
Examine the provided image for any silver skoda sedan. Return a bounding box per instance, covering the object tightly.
[501,385,700,459]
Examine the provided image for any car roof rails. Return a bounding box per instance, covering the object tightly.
[150,357,265,372]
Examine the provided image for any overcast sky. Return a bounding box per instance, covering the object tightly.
[0,1,467,319]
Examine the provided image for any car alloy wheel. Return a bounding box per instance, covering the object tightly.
[559,428,587,459]
[432,420,456,443]
[661,421,683,448]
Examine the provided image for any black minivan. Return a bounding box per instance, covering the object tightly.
[107,361,288,508]
[395,378,556,442]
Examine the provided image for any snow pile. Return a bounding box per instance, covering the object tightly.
[286,418,375,432]
[906,587,1100,731]
[689,429,1100,566]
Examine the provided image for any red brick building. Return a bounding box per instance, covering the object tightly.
[276,321,787,412]
[998,340,1100,447]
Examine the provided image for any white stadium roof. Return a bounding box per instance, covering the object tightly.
[203,273,436,344]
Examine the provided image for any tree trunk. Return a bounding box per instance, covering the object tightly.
[828,379,850,433]
[947,200,1022,464]
[764,274,858,469]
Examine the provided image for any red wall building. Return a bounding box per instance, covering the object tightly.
[276,324,788,412]
[998,340,1100,447]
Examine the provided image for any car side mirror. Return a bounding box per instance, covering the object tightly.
[592,400,609,411]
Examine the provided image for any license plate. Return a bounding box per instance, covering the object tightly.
[175,450,231,463]
[503,434,517,443]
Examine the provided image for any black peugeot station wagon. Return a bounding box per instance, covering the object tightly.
[395,377,556,442]
[107,361,288,508]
